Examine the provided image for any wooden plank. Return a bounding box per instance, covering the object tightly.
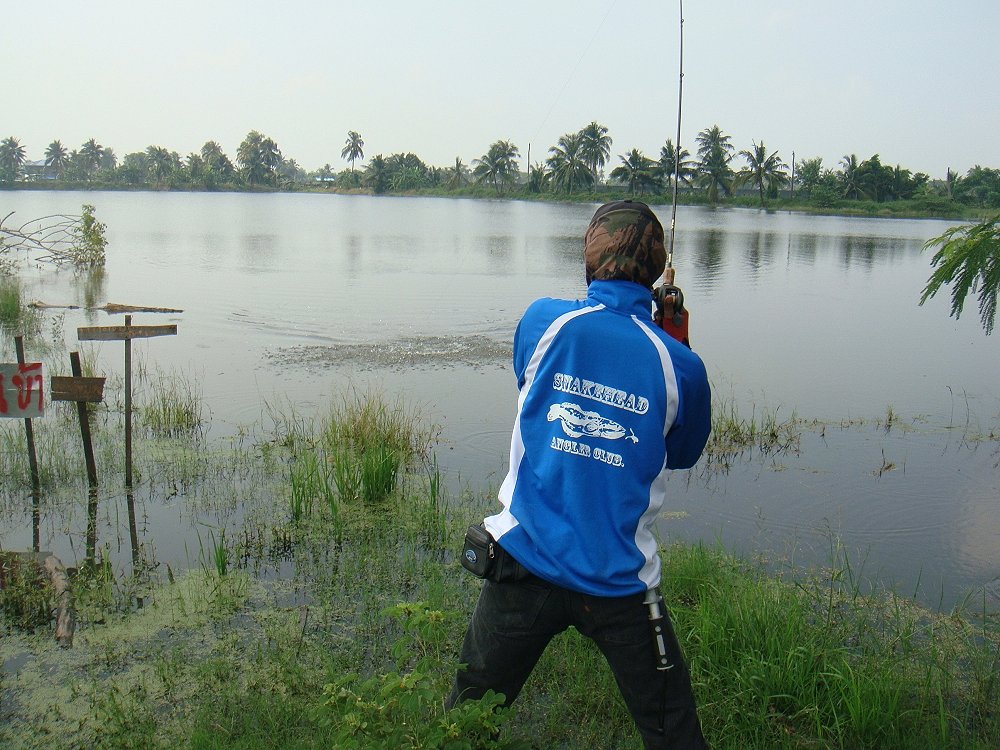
[77,324,177,341]
[50,376,105,403]
[0,362,44,419]
[102,302,183,314]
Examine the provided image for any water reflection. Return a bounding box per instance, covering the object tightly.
[791,234,820,263]
[741,231,781,278]
[198,232,232,267]
[837,235,913,270]
[485,235,513,274]
[240,233,278,268]
[839,236,879,268]
[345,234,363,278]
[78,267,106,311]
[548,234,583,273]
[689,228,726,285]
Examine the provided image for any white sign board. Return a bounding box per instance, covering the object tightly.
[0,362,45,418]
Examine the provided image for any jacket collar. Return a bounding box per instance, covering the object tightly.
[586,280,653,317]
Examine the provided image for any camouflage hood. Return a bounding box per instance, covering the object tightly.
[584,200,666,289]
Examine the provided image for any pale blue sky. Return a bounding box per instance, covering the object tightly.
[4,0,998,179]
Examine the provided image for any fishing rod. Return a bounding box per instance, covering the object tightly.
[655,0,691,347]
[667,0,684,279]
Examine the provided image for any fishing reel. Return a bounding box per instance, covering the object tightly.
[653,282,690,348]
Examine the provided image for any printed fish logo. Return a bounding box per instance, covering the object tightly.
[547,402,634,442]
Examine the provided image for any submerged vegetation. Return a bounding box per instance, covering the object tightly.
[0,360,997,748]
[1,204,108,269]
[0,276,41,333]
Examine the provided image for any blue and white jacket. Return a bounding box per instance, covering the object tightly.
[485,280,711,596]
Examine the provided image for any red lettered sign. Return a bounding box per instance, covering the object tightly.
[0,362,45,418]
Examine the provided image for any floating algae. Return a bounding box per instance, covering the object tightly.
[271,335,511,371]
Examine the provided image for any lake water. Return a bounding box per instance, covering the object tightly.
[2,190,998,610]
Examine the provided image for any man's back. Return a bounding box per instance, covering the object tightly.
[486,279,710,597]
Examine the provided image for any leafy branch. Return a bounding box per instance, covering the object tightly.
[0,204,107,269]
[920,215,1000,334]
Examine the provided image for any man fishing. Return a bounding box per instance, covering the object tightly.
[448,200,711,749]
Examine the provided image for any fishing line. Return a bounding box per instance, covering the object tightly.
[527,0,619,151]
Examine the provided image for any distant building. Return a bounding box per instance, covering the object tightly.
[21,159,56,181]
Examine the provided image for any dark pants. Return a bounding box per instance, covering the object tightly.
[447,575,707,749]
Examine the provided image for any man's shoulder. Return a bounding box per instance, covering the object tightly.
[636,319,709,381]
[523,296,583,317]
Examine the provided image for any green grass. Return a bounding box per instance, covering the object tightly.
[0,276,42,336]
[0,277,22,328]
[139,369,206,436]
[704,394,801,472]
[0,554,53,629]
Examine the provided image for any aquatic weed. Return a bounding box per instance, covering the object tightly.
[139,369,206,437]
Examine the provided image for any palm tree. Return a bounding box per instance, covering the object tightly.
[201,141,235,181]
[186,152,206,181]
[278,157,306,183]
[118,151,150,185]
[237,131,282,186]
[658,139,694,189]
[526,162,550,193]
[889,164,914,200]
[99,148,117,172]
[44,140,68,178]
[736,141,787,206]
[146,145,175,183]
[259,137,281,182]
[472,140,520,196]
[839,154,865,200]
[695,126,733,160]
[945,167,959,200]
[0,137,27,182]
[579,121,612,182]
[695,125,735,202]
[385,152,428,190]
[546,132,593,194]
[610,149,658,196]
[79,139,104,179]
[342,131,364,173]
[426,166,444,188]
[363,154,389,194]
[446,157,469,189]
[237,131,264,185]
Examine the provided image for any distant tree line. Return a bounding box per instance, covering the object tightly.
[1,126,998,213]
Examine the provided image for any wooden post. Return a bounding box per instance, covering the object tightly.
[13,336,41,493]
[126,489,140,565]
[42,554,75,647]
[125,315,133,487]
[32,491,40,554]
[77,317,177,489]
[0,552,75,647]
[68,352,100,487]
[85,487,98,572]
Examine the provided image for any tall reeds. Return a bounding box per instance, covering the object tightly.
[138,370,206,437]
[0,276,42,337]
